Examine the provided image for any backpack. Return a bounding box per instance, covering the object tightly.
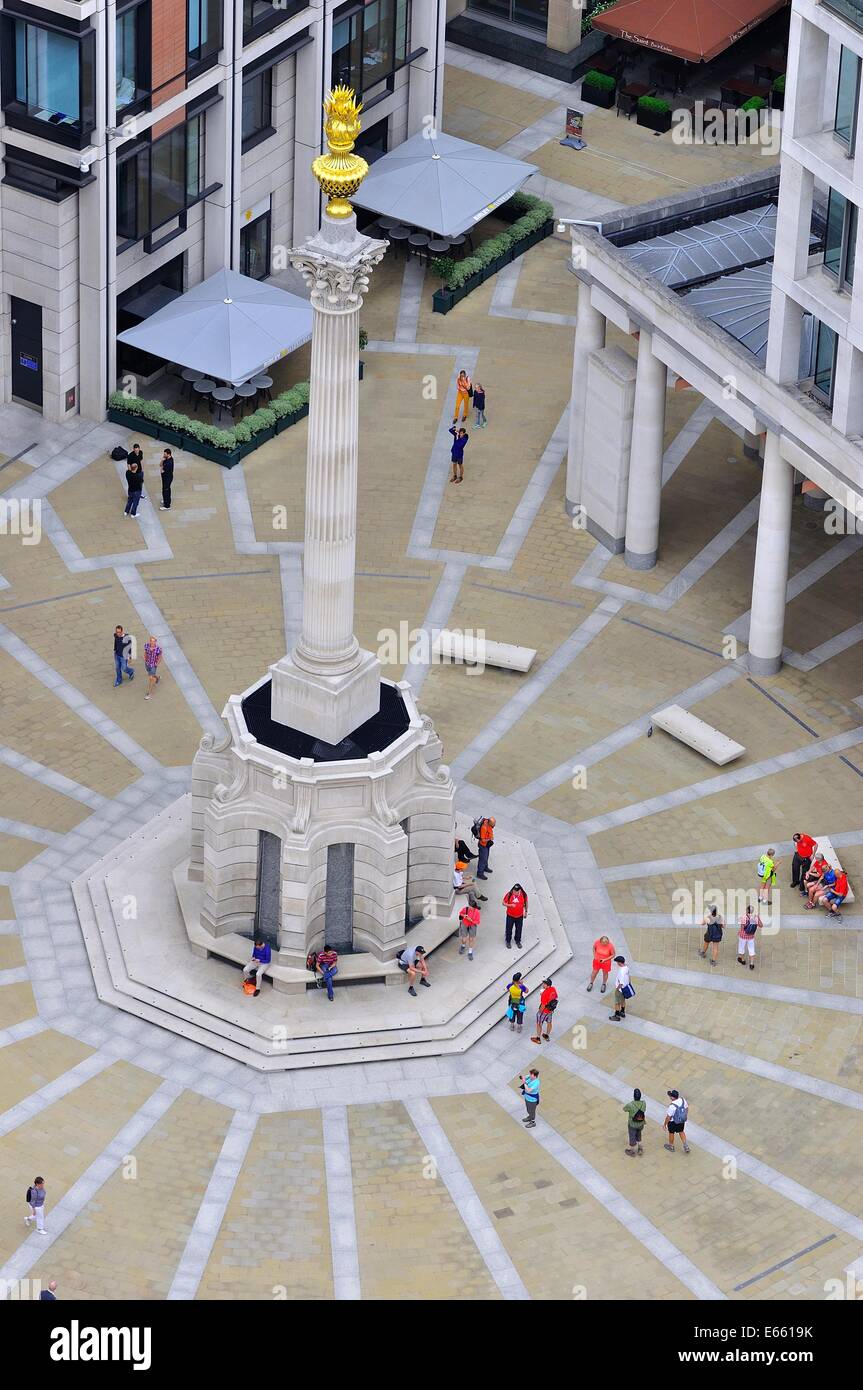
[672,1100,688,1125]
[470,817,483,841]
[25,1186,33,1205]
[545,997,558,1012]
[757,854,770,879]
[242,979,257,995]
[743,918,758,936]
[632,1110,645,1125]
[111,444,129,460]
[306,950,318,973]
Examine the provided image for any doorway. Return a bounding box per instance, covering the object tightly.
[325,843,355,953]
[254,829,281,949]
[11,298,43,409]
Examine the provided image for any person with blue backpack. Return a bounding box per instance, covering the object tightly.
[663,1091,690,1154]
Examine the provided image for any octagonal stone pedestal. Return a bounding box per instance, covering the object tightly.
[71,800,572,1070]
[190,677,455,969]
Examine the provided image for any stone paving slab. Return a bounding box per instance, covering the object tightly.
[0,981,37,1029]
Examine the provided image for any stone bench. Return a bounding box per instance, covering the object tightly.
[809,835,854,904]
[432,630,536,673]
[650,704,745,766]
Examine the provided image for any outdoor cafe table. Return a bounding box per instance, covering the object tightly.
[720,78,771,105]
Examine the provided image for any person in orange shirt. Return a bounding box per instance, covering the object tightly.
[453,369,472,423]
[587,935,615,994]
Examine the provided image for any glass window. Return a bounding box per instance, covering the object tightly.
[188,0,222,68]
[3,16,96,143]
[835,45,861,150]
[822,0,863,33]
[242,69,273,147]
[150,127,186,231]
[116,5,149,116]
[472,0,547,32]
[813,321,838,403]
[331,0,411,96]
[243,0,307,40]
[241,211,271,279]
[824,188,858,288]
[186,112,205,199]
[117,112,209,246]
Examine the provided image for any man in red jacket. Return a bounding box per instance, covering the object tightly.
[791,832,817,893]
[502,882,528,949]
[531,978,558,1044]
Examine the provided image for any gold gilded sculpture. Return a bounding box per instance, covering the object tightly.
[312,86,369,219]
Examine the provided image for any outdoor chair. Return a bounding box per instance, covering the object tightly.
[616,91,639,119]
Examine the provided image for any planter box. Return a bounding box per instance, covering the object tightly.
[636,107,672,134]
[582,82,615,109]
[771,89,784,110]
[107,403,307,468]
[432,218,555,314]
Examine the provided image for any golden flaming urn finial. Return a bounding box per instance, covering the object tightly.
[312,86,369,219]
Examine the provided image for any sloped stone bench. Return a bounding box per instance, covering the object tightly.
[432,630,537,673]
[651,704,745,766]
[811,835,855,904]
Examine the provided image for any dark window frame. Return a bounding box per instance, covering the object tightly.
[116,0,151,120]
[331,0,413,100]
[2,145,95,201]
[812,319,839,406]
[116,107,220,253]
[824,187,858,291]
[242,66,274,152]
[187,0,223,75]
[0,11,96,149]
[242,0,309,43]
[240,208,272,279]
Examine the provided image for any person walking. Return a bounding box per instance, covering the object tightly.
[25,1177,48,1235]
[113,625,135,687]
[473,382,487,428]
[398,943,430,996]
[448,425,469,484]
[698,906,724,965]
[623,1087,647,1156]
[756,848,778,904]
[506,972,528,1031]
[587,935,615,992]
[475,815,495,879]
[609,955,633,1021]
[143,635,162,700]
[663,1090,690,1153]
[40,1280,58,1300]
[737,904,761,969]
[502,882,528,949]
[242,938,271,995]
[458,898,480,959]
[159,448,174,511]
[316,943,339,1001]
[124,455,144,516]
[519,1068,540,1128]
[453,369,472,423]
[531,978,558,1044]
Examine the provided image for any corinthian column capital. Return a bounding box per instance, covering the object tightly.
[290,220,388,314]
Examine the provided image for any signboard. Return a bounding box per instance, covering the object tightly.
[65,386,77,412]
[18,353,38,371]
[560,109,586,151]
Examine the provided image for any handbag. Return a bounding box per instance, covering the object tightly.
[620,982,635,1000]
[468,386,474,398]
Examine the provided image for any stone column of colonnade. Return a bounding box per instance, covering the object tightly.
[747,431,794,675]
[566,281,607,515]
[624,329,668,569]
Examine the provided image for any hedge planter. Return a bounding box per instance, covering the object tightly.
[433,217,555,314]
[771,90,784,110]
[108,402,308,468]
[636,107,673,134]
[582,82,615,109]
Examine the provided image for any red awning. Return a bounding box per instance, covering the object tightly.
[592,0,789,64]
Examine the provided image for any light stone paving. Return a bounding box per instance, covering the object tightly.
[0,54,861,1297]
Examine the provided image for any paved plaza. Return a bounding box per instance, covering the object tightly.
[0,50,861,1302]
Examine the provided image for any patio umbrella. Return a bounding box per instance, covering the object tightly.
[351,129,537,238]
[592,0,789,64]
[116,268,313,385]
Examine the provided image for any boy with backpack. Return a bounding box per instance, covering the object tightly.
[25,1177,48,1234]
[663,1091,690,1153]
[756,848,778,904]
[531,978,558,1044]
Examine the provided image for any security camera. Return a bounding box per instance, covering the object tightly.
[79,155,92,173]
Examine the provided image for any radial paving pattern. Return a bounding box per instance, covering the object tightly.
[1,54,862,1301]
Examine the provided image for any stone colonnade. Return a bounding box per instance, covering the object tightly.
[566,281,791,676]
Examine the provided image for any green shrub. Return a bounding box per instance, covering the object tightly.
[638,95,671,115]
[160,409,192,434]
[582,69,616,92]
[430,255,456,281]
[740,95,767,111]
[581,0,617,36]
[358,328,368,351]
[448,255,482,290]
[109,380,310,452]
[773,73,785,93]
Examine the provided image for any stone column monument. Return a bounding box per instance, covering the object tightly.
[187,89,456,968]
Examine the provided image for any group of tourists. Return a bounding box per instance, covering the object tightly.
[121,442,174,515]
[448,371,488,484]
